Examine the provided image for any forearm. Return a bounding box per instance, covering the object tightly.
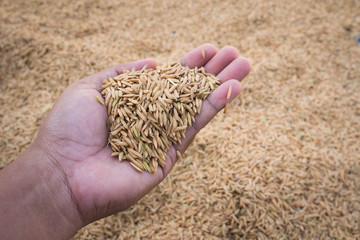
[0,145,82,240]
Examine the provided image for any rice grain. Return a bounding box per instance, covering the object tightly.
[101,61,220,172]
[227,85,232,100]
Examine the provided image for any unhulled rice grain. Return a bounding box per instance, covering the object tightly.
[101,61,220,173]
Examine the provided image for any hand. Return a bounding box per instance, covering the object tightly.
[1,44,250,239]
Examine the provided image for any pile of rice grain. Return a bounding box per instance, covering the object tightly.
[101,61,220,173]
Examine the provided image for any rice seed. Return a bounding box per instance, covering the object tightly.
[132,126,140,140]
[102,60,220,172]
[167,78,176,86]
[118,152,124,161]
[112,95,120,107]
[144,143,153,156]
[111,152,120,157]
[95,96,105,106]
[209,81,214,90]
[176,150,182,161]
[175,126,187,131]
[101,81,113,90]
[201,47,206,59]
[130,162,143,173]
[224,103,229,113]
[143,161,152,173]
[227,85,232,100]
[152,160,158,174]
[128,148,143,159]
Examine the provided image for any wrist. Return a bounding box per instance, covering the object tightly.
[0,144,82,239]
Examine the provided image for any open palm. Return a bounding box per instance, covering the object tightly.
[34,44,250,226]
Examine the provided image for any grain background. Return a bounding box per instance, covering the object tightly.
[0,0,359,239]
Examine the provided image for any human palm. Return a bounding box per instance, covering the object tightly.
[34,44,250,225]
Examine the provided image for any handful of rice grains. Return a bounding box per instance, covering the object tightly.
[99,61,220,173]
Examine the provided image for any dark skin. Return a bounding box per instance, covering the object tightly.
[0,44,250,239]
